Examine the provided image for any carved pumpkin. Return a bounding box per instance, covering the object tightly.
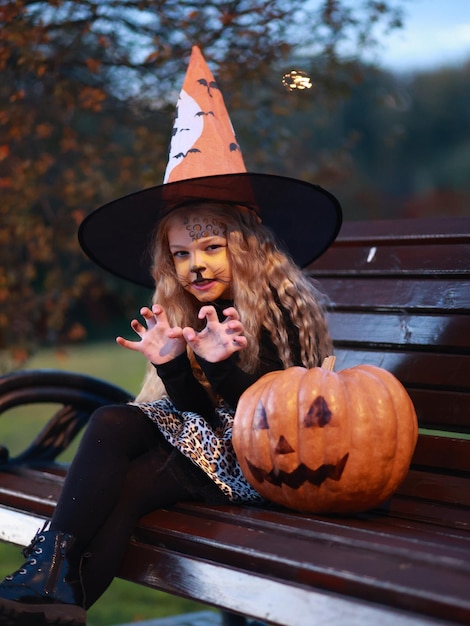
[232,362,418,514]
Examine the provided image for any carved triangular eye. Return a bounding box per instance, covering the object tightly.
[275,436,295,455]
[253,400,269,429]
[304,396,332,427]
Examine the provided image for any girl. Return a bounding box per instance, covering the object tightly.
[0,46,342,626]
[0,202,334,626]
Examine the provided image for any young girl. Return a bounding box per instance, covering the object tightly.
[0,47,341,626]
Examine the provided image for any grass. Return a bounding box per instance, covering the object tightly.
[0,341,214,625]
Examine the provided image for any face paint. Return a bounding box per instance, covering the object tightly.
[168,213,233,302]
[183,215,227,241]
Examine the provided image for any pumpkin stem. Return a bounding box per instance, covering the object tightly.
[321,356,336,371]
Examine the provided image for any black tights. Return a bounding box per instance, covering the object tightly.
[50,404,221,608]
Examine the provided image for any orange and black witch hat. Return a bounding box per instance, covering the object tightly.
[78,46,342,288]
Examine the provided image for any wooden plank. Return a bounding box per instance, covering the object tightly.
[319,503,470,546]
[0,469,61,517]
[332,349,470,390]
[175,502,470,554]
[327,312,470,350]
[398,470,470,507]
[119,543,451,626]
[412,436,470,472]
[317,277,470,311]
[330,353,470,431]
[330,216,470,243]
[383,497,470,531]
[310,244,470,275]
[408,389,470,430]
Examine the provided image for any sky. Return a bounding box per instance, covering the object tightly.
[371,0,470,72]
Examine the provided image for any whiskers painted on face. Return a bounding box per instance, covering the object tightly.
[180,267,231,288]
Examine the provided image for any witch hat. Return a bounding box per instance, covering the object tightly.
[78,46,342,288]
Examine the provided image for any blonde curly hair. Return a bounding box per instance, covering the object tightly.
[135,202,332,402]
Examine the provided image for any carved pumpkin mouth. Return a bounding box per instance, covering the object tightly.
[245,453,349,489]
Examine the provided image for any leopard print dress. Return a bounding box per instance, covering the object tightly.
[132,396,264,504]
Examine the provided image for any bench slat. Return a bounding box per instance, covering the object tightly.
[327,312,470,350]
[378,496,470,532]
[398,469,470,508]
[332,349,469,389]
[321,215,470,243]
[407,389,470,430]
[318,278,470,310]
[0,468,59,517]
[331,351,470,431]
[175,501,470,551]
[412,435,470,472]
[119,541,449,626]
[311,243,470,275]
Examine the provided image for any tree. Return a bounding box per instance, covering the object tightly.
[0,0,405,371]
[302,60,470,219]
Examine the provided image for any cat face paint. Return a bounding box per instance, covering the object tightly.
[183,215,227,241]
[168,213,232,302]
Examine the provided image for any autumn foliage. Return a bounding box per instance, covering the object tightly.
[5,1,464,372]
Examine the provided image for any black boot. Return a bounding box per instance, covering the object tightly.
[0,528,86,626]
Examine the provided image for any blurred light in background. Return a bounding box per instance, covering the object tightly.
[282,70,312,92]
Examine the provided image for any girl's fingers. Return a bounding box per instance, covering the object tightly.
[152,304,169,324]
[167,326,183,339]
[232,335,247,348]
[198,305,217,321]
[130,320,145,334]
[222,306,240,320]
[116,336,139,351]
[182,326,197,342]
[227,320,243,333]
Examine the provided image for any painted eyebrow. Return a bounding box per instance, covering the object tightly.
[169,236,226,249]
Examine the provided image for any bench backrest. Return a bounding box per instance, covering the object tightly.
[308,216,470,527]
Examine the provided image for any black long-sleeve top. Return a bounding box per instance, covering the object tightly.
[155,301,301,423]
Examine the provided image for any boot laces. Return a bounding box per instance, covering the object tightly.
[4,526,47,581]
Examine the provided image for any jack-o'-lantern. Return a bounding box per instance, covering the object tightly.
[232,358,418,514]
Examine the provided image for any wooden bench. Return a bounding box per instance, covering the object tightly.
[0,216,469,626]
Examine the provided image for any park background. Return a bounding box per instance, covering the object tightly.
[0,1,469,624]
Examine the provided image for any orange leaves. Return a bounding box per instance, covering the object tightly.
[0,178,12,189]
[66,323,87,342]
[78,86,106,111]
[35,123,54,139]
[72,209,86,226]
[97,35,111,49]
[36,152,54,175]
[35,64,48,78]
[220,12,236,26]
[60,128,79,153]
[0,3,23,22]
[85,57,101,74]
[9,90,25,103]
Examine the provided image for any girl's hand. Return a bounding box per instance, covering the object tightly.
[183,306,247,362]
[116,304,186,365]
